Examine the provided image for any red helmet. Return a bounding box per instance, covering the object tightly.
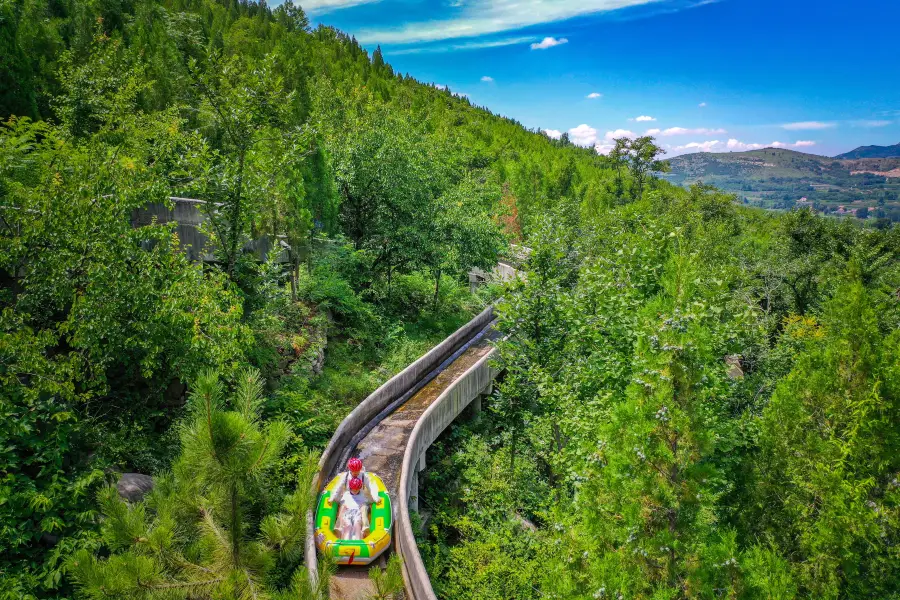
[349,477,363,492]
[348,457,363,473]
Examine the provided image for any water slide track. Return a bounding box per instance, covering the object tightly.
[305,307,500,600]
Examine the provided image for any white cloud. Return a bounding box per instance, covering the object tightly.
[301,0,380,17]
[721,138,815,151]
[781,121,835,131]
[634,115,656,122]
[662,127,727,136]
[854,119,892,127]
[587,92,603,99]
[543,129,563,139]
[569,124,599,146]
[594,142,615,155]
[604,129,637,141]
[481,75,494,82]
[726,139,763,151]
[434,84,447,90]
[698,102,707,107]
[387,35,538,55]
[772,140,818,149]
[531,36,568,50]
[674,140,722,153]
[645,128,661,135]
[355,0,667,45]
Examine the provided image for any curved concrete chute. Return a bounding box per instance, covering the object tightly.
[305,306,501,599]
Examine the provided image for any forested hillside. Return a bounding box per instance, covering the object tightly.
[421,186,900,600]
[1,1,899,600]
[665,148,900,220]
[0,1,654,598]
[835,142,900,159]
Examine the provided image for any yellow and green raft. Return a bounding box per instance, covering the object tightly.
[314,472,392,565]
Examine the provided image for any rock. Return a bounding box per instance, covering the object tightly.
[725,355,744,380]
[311,346,326,375]
[117,473,154,503]
[163,379,187,407]
[514,512,537,532]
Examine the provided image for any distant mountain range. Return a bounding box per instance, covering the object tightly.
[834,142,900,159]
[663,147,900,220]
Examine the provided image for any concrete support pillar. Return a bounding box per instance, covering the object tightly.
[465,383,492,421]
[466,394,482,420]
[418,451,427,472]
[410,468,419,513]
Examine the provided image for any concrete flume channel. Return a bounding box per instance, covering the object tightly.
[304,305,502,600]
[130,199,515,598]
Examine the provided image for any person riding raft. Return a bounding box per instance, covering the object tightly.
[332,457,379,540]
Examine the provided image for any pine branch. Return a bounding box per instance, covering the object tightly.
[141,577,225,590]
[250,437,271,472]
[243,569,263,600]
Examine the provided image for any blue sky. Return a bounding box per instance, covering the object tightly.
[288,0,899,157]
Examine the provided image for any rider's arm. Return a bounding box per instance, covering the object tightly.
[330,474,346,503]
[365,474,379,504]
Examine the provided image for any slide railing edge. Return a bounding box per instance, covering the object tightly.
[396,345,499,600]
[304,305,496,585]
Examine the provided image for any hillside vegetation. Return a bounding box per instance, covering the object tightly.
[835,142,900,159]
[0,0,659,598]
[665,147,900,219]
[1,2,898,600]
[422,183,900,600]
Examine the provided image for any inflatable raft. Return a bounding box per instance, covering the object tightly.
[314,472,392,565]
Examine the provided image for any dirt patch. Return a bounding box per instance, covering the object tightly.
[851,168,900,178]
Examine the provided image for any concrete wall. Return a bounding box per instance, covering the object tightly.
[468,260,520,292]
[304,305,496,586]
[131,198,290,263]
[131,199,212,262]
[394,349,497,600]
[395,346,498,600]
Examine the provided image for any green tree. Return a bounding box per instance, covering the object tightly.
[68,369,323,599]
[575,234,744,598]
[755,274,900,599]
[189,51,296,277]
[0,2,39,119]
[608,137,630,201]
[627,135,669,199]
[0,96,248,597]
[420,176,507,308]
[332,111,448,296]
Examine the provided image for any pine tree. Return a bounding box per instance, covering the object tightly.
[755,271,900,598]
[68,369,325,599]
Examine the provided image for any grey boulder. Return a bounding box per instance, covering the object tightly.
[116,473,154,502]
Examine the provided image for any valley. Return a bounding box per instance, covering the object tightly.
[664,147,900,221]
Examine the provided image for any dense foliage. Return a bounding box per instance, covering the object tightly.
[69,369,326,599]
[0,0,571,595]
[3,1,897,600]
[421,188,900,599]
